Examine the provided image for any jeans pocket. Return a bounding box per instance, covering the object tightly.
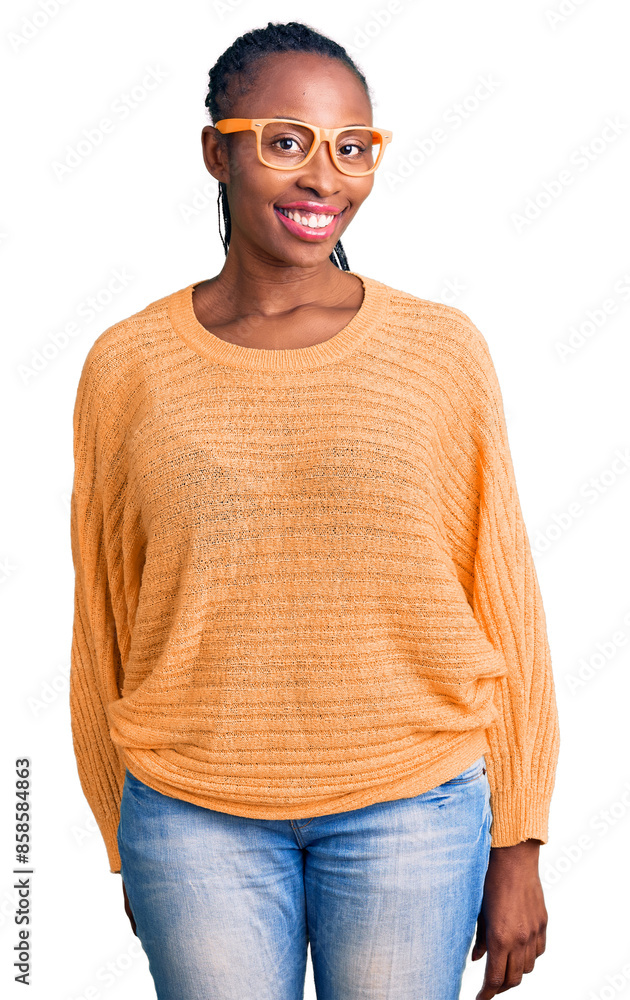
[437,755,486,788]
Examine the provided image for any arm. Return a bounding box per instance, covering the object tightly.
[463,323,560,996]
[69,356,126,874]
[468,326,560,846]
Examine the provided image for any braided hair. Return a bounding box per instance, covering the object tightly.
[204,20,372,271]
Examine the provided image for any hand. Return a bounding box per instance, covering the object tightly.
[121,878,138,936]
[472,839,547,998]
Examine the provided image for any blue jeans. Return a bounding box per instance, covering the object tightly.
[117,755,491,1000]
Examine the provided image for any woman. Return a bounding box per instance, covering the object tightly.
[69,20,560,1000]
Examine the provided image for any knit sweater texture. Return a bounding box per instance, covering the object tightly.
[69,270,560,874]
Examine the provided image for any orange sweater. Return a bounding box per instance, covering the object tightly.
[69,271,560,874]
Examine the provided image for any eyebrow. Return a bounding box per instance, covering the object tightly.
[269,114,371,127]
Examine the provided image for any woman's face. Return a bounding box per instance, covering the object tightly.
[202,51,376,268]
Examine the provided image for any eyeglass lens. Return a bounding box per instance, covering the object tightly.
[260,121,382,173]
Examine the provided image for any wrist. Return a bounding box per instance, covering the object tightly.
[489,838,542,864]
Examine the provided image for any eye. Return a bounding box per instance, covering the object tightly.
[338,142,364,158]
[275,136,303,152]
[263,125,312,155]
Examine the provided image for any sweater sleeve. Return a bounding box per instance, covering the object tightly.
[466,324,560,847]
[69,354,126,874]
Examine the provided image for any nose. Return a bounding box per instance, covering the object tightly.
[293,137,344,198]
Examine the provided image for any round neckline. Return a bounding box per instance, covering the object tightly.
[167,270,389,371]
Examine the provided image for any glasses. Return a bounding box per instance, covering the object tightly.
[214,118,393,177]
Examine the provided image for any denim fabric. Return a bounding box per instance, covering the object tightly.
[117,755,491,1000]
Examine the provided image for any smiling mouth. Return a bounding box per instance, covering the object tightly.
[274,206,345,239]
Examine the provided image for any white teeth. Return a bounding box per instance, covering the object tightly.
[278,207,335,229]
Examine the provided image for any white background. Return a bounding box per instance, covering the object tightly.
[2,0,630,997]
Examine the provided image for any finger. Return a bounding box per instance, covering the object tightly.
[472,912,487,961]
[476,942,508,1000]
[497,947,525,992]
[536,924,547,957]
[523,936,537,975]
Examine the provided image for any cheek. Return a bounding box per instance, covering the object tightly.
[228,163,284,225]
[355,176,374,204]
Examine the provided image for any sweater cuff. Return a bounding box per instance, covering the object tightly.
[488,784,552,846]
[103,815,122,874]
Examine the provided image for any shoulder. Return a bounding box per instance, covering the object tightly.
[74,283,183,410]
[364,273,498,380]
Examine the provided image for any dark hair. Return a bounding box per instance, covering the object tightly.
[204,20,372,270]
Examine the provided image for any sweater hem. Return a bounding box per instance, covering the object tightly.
[121,730,492,819]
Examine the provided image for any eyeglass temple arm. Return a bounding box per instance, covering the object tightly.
[214,119,255,134]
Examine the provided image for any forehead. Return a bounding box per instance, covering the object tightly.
[228,51,372,127]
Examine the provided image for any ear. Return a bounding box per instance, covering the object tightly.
[201,125,230,184]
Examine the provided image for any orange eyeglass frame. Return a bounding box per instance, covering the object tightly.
[214,118,393,177]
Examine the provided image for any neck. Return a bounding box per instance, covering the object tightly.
[208,241,351,317]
